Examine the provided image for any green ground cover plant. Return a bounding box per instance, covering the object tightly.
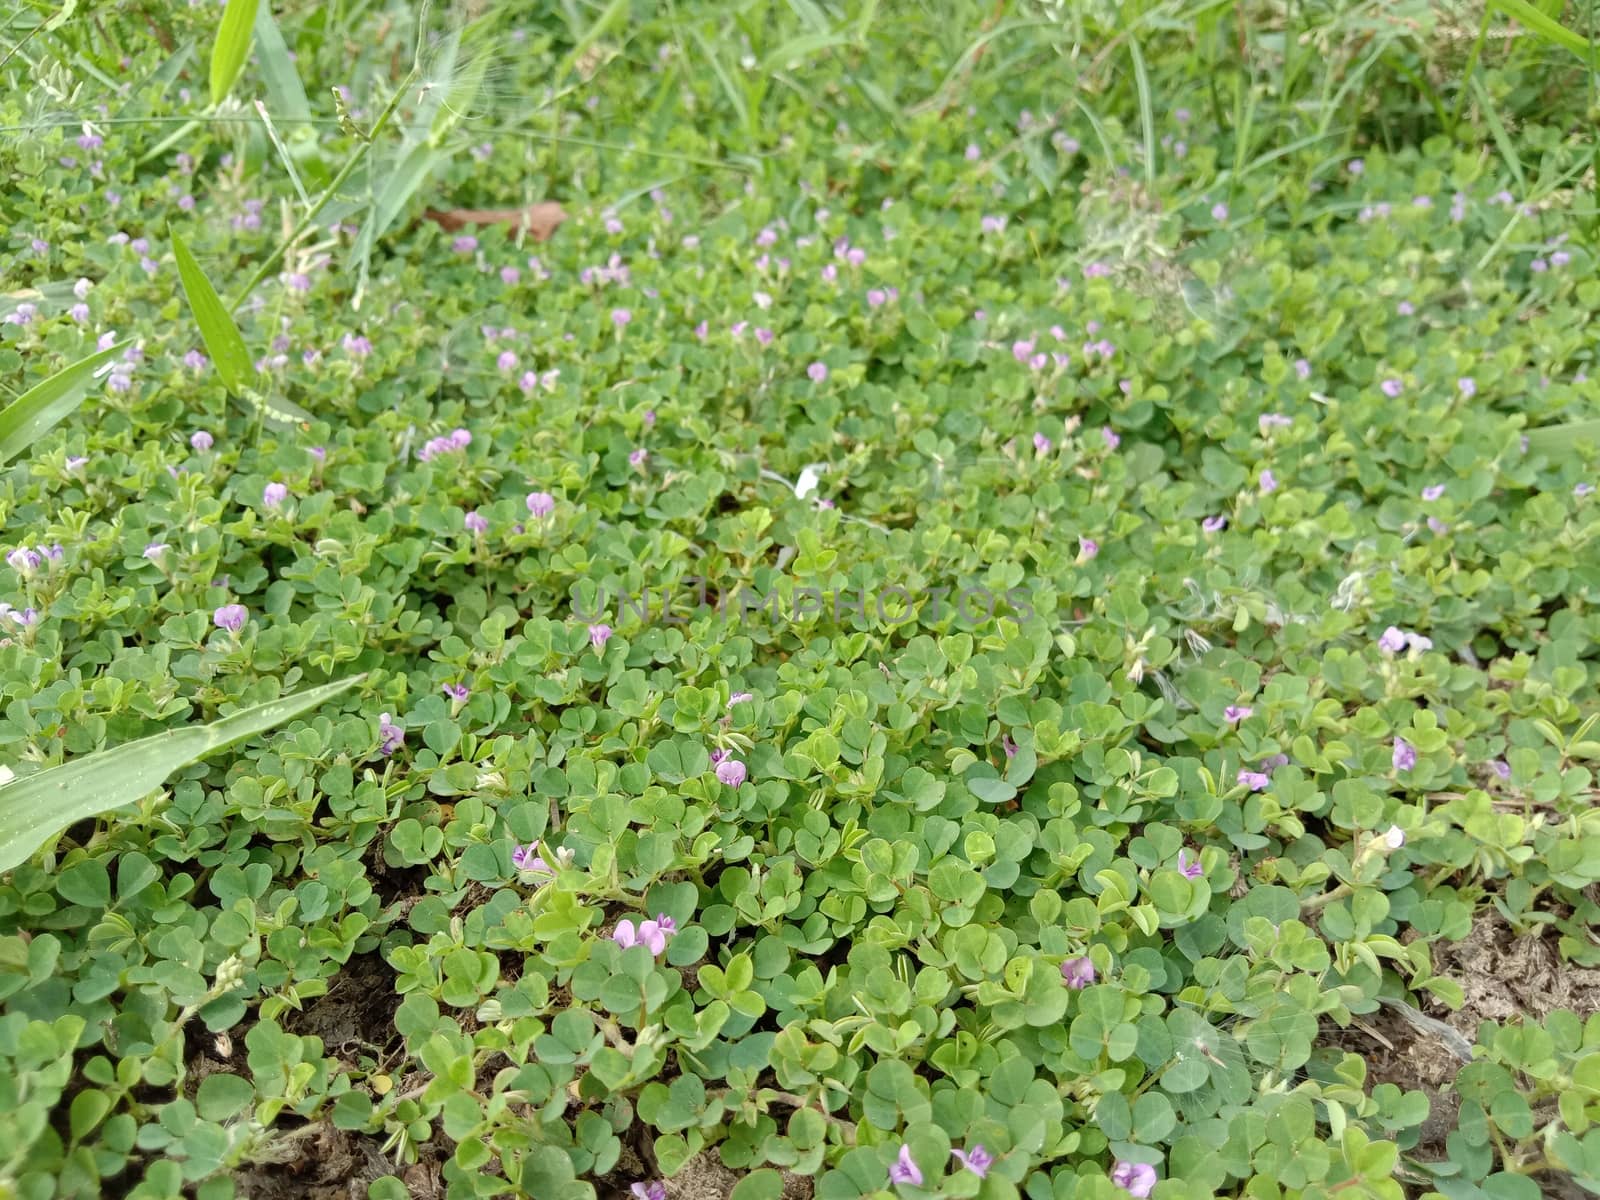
[3,1,1600,1198]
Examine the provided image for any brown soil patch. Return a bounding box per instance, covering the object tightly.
[281,952,402,1060]
[655,1154,814,1200]
[1344,907,1600,1192]
[1423,914,1600,1037]
[233,1124,437,1200]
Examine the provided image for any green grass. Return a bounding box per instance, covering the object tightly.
[2,2,1600,1199]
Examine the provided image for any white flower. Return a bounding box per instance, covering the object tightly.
[1383,825,1405,850]
[794,464,827,500]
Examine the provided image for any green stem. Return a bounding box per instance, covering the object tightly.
[1301,881,1352,912]
[1450,5,1493,133]
[227,68,419,312]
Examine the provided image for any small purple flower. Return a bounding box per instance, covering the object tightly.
[710,748,730,766]
[1177,849,1204,880]
[1078,536,1099,562]
[1060,956,1096,989]
[1002,735,1018,759]
[728,692,753,707]
[1492,759,1512,780]
[980,215,1007,234]
[1202,515,1227,533]
[1259,468,1278,494]
[1421,484,1445,501]
[213,604,247,632]
[500,266,521,286]
[184,350,208,371]
[1211,202,1228,221]
[807,361,829,383]
[526,491,556,518]
[1239,769,1271,792]
[613,916,671,957]
[262,482,288,509]
[452,235,478,254]
[464,510,489,534]
[611,308,632,327]
[378,713,405,756]
[7,547,42,573]
[443,682,471,703]
[888,1145,923,1187]
[66,456,89,472]
[1102,426,1121,450]
[1428,516,1449,535]
[588,623,613,651]
[511,841,551,874]
[1293,358,1311,380]
[497,350,519,372]
[1111,1161,1157,1198]
[1531,258,1548,273]
[715,759,748,787]
[867,288,888,308]
[629,1185,666,1200]
[965,143,981,161]
[629,447,649,468]
[67,303,89,323]
[1379,626,1408,654]
[1552,250,1572,268]
[143,542,168,562]
[951,1146,993,1179]
[1458,377,1476,397]
[1393,737,1416,772]
[1033,432,1052,454]
[1224,705,1253,723]
[1380,378,1403,398]
[1577,483,1595,497]
[1347,158,1364,175]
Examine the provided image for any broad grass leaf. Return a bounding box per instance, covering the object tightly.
[0,341,129,465]
[171,229,255,397]
[209,0,261,106]
[0,675,364,874]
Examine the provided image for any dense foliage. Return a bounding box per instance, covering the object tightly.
[3,2,1600,1199]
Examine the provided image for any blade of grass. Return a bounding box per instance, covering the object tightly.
[0,341,130,465]
[253,2,312,125]
[228,66,418,310]
[1128,37,1156,189]
[1472,75,1526,193]
[0,675,365,875]
[254,100,310,205]
[209,0,261,106]
[556,0,628,82]
[171,230,256,396]
[1524,420,1600,458]
[1487,0,1592,56]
